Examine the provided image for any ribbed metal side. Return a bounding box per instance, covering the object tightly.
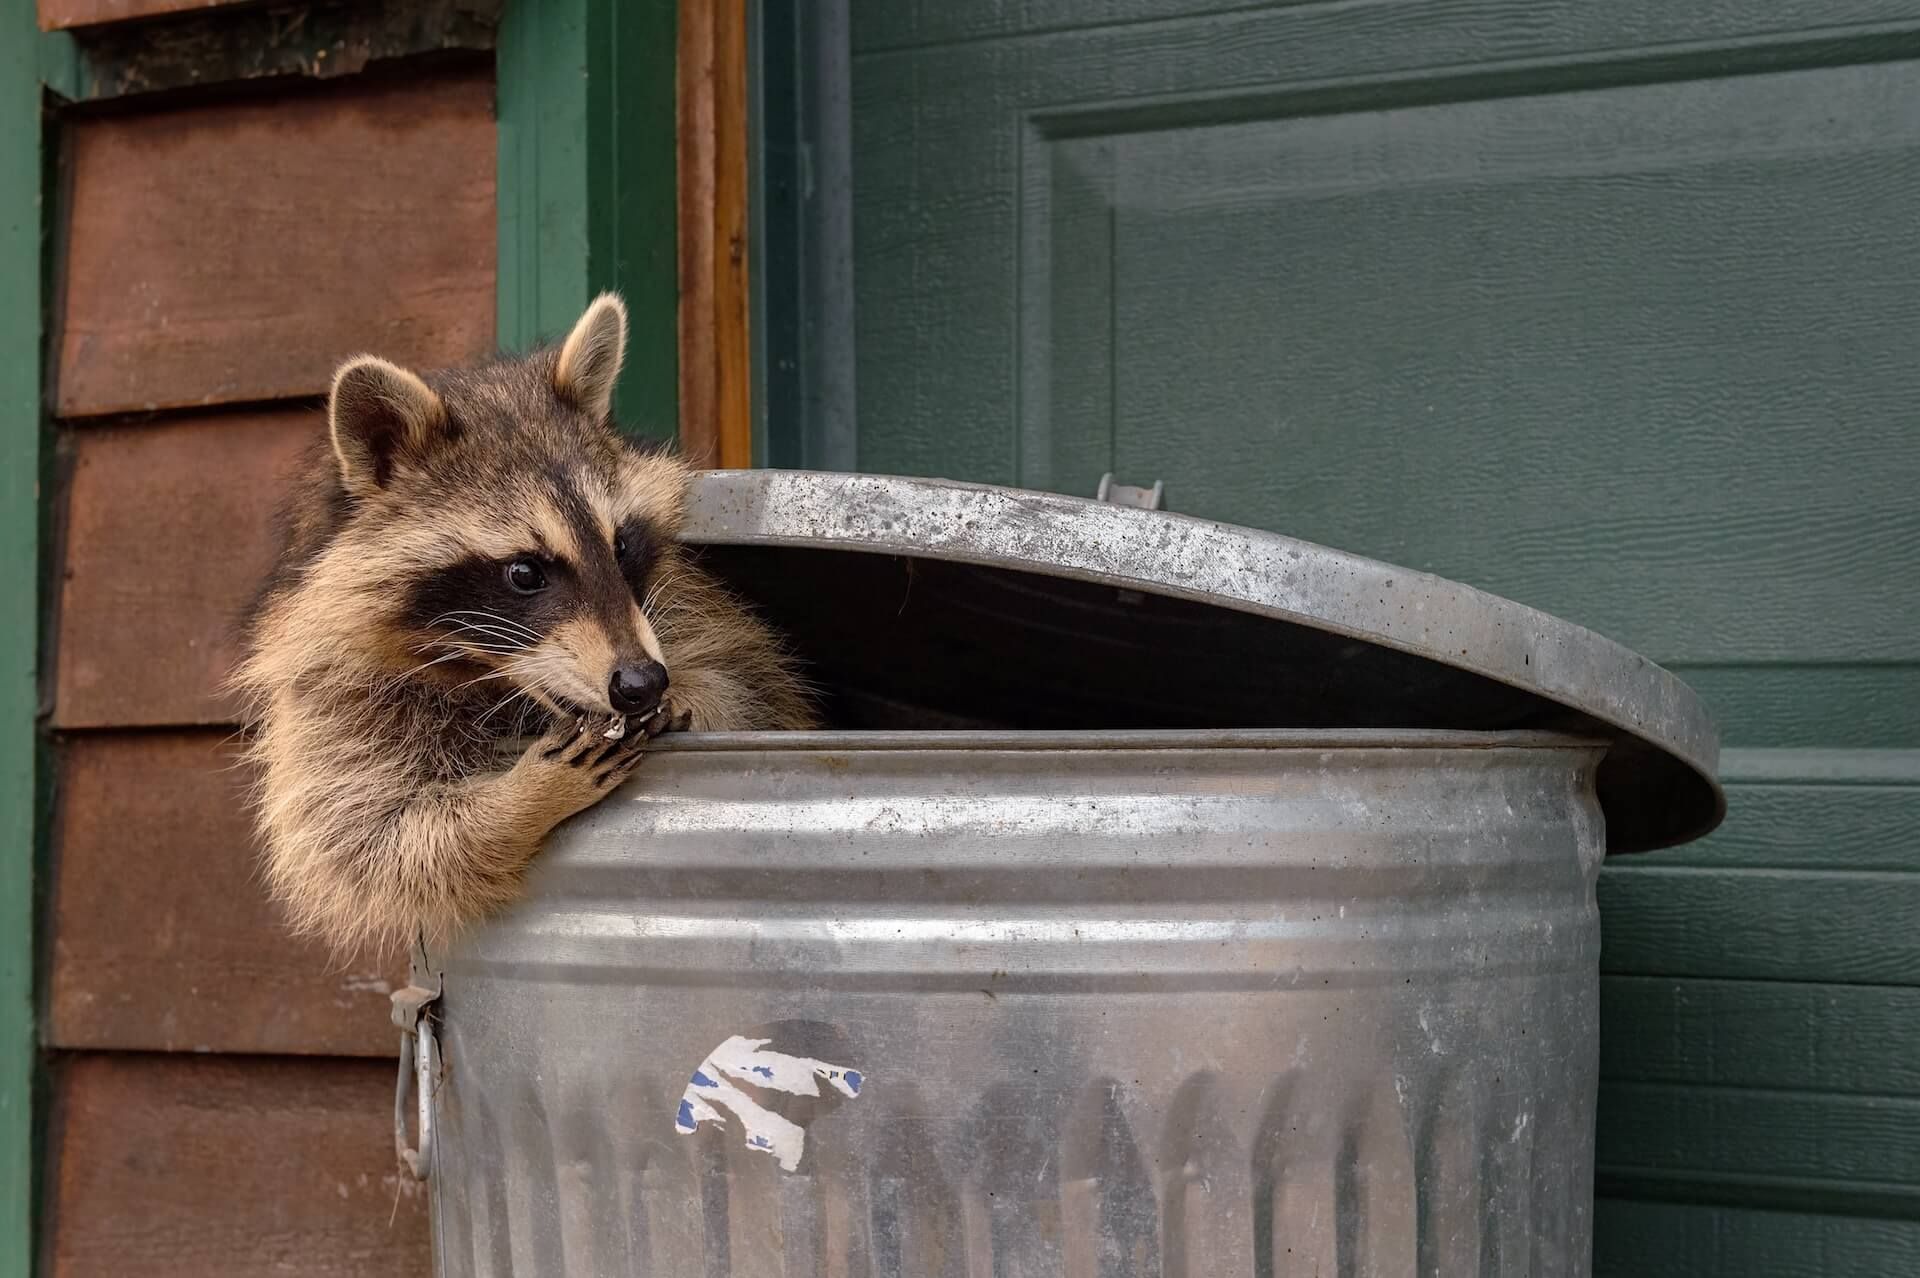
[428,731,1605,1277]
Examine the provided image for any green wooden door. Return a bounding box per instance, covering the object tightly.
[786,2,1920,1271]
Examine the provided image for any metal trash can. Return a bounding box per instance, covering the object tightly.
[407,472,1722,1277]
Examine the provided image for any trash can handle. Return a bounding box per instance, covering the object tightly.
[391,982,439,1181]
[1095,473,1164,510]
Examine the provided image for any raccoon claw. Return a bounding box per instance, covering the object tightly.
[591,761,643,789]
[641,700,692,737]
[590,732,650,788]
[590,716,657,765]
[539,717,624,768]
[540,703,680,789]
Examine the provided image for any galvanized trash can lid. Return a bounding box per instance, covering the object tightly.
[683,470,1724,852]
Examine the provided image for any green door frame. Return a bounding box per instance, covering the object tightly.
[748,0,856,473]
[0,1,41,1272]
[497,0,679,444]
[0,3,680,1269]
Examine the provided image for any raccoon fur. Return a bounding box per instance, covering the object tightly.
[233,293,816,956]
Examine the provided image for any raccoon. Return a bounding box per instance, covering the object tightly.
[233,293,816,956]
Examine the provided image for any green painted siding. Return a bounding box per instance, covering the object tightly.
[498,0,677,439]
[822,1,1920,1269]
[0,3,35,1272]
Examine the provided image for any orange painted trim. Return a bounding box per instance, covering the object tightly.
[677,0,752,468]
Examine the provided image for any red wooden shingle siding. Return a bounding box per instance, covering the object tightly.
[50,731,401,1057]
[57,72,495,418]
[48,62,496,1273]
[48,1055,431,1277]
[54,410,320,729]
[38,0,252,30]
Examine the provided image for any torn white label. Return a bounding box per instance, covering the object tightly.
[673,1035,864,1171]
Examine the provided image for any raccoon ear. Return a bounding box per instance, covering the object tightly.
[553,291,628,421]
[327,356,450,495]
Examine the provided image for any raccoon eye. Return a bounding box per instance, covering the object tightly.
[504,559,548,594]
[613,532,628,558]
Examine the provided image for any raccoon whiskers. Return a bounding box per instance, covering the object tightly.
[430,611,541,644]
[447,665,520,696]
[429,624,530,652]
[231,290,818,957]
[451,660,556,719]
[373,648,474,697]
[474,687,539,733]
[431,609,541,637]
[497,646,603,717]
[638,567,684,620]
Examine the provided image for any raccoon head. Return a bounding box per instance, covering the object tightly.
[315,292,691,725]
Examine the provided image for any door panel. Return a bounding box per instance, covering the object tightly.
[838,2,1920,1271]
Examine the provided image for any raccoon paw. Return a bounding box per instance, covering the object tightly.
[588,735,650,791]
[531,718,650,796]
[535,717,604,766]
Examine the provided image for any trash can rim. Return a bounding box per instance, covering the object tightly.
[645,727,1610,753]
[682,469,1726,852]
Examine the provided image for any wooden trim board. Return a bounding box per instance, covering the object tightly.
[677,0,751,468]
[0,11,42,1276]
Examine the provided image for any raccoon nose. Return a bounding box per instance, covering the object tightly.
[609,661,669,716]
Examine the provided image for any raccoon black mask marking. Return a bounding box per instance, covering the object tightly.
[234,293,815,955]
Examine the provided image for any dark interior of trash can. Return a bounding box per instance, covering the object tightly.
[693,544,1709,853]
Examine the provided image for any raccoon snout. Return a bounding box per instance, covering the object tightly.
[609,661,669,716]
